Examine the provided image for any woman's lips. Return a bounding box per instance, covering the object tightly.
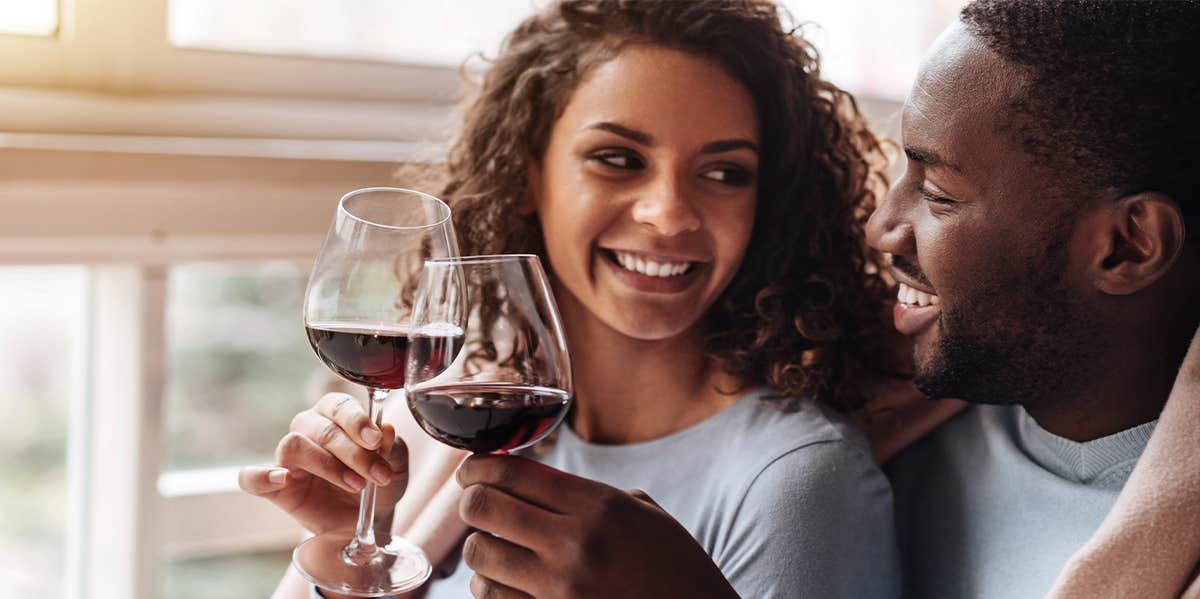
[598,248,704,294]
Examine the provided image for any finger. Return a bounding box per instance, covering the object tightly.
[314,392,382,449]
[238,465,292,497]
[377,423,408,473]
[627,488,662,508]
[462,532,542,595]
[456,454,596,513]
[470,573,534,599]
[292,410,399,486]
[459,483,564,553]
[275,431,367,494]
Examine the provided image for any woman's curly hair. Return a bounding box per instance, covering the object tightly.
[443,0,896,411]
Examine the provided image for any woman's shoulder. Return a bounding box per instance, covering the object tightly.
[720,387,875,467]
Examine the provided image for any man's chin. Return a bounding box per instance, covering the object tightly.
[913,348,1018,406]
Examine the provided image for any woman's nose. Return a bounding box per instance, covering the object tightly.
[630,175,702,237]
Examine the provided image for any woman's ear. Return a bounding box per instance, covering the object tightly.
[1087,192,1186,295]
[519,162,542,216]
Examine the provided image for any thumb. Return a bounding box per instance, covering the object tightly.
[238,465,309,499]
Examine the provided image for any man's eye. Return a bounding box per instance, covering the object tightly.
[701,167,754,187]
[591,151,644,170]
[919,188,956,205]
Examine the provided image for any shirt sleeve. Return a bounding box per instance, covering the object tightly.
[716,440,902,599]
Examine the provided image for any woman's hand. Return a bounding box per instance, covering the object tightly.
[238,392,409,536]
[454,454,740,599]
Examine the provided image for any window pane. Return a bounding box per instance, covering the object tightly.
[0,1,57,36]
[169,0,536,66]
[0,266,86,595]
[164,262,321,470]
[782,0,967,99]
[165,550,292,598]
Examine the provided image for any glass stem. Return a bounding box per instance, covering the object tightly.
[347,387,390,557]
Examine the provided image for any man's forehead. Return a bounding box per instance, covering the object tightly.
[901,22,1027,169]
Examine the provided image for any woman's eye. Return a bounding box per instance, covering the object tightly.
[701,166,754,187]
[590,151,644,170]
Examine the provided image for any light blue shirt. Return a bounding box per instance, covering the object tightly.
[423,388,901,598]
[888,404,1156,599]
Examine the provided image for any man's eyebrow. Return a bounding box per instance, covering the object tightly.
[700,139,759,154]
[905,145,962,172]
[587,122,653,145]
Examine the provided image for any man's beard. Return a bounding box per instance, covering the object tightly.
[914,237,1102,407]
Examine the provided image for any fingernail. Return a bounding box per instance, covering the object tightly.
[370,462,391,485]
[361,427,381,446]
[267,468,288,486]
[343,471,366,491]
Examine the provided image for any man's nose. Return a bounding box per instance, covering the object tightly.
[630,174,702,237]
[865,185,917,257]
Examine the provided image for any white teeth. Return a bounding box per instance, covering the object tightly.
[898,283,940,307]
[612,251,693,278]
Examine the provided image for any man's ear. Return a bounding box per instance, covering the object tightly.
[1088,192,1186,295]
[518,161,542,216]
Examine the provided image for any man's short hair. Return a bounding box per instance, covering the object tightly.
[961,0,1199,240]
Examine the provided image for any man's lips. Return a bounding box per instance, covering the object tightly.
[889,263,942,336]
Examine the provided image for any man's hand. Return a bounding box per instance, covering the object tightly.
[454,454,740,599]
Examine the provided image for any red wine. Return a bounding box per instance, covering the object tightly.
[306,322,463,389]
[407,383,571,453]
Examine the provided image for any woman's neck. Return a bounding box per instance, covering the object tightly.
[557,291,743,445]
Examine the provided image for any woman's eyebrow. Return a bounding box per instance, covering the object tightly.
[586,121,757,155]
[700,139,759,154]
[586,121,653,145]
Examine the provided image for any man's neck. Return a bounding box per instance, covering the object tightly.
[1023,328,1190,442]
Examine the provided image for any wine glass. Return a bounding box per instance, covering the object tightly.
[405,255,573,454]
[298,187,458,596]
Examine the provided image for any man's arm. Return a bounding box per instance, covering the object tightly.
[1047,324,1200,598]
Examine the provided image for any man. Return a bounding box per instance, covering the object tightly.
[868,1,1200,597]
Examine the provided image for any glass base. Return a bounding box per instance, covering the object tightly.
[293,530,432,597]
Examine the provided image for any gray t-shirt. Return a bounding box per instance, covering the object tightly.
[424,388,901,599]
[888,404,1156,599]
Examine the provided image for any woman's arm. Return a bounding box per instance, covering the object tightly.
[1047,324,1200,598]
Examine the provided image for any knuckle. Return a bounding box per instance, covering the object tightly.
[288,410,309,432]
[469,574,496,599]
[461,532,484,569]
[461,485,490,521]
[560,577,592,599]
[491,461,518,489]
[275,432,306,462]
[596,488,627,519]
[315,420,342,446]
[330,394,360,423]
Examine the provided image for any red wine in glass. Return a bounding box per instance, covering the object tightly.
[407,383,571,453]
[307,322,464,389]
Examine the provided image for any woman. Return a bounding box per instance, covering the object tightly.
[244,1,917,597]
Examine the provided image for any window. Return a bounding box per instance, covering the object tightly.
[0,267,87,595]
[0,1,57,36]
[782,0,967,101]
[169,0,535,66]
[164,262,317,471]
